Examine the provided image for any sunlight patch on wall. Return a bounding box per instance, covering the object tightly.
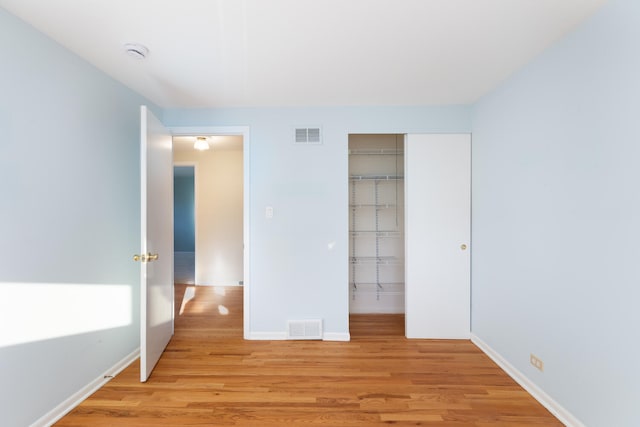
[0,282,132,348]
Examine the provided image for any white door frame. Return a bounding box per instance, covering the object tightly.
[169,126,251,339]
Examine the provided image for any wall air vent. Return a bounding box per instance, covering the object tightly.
[294,127,322,144]
[287,319,323,340]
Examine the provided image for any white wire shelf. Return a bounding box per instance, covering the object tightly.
[349,203,397,209]
[350,291,404,297]
[350,281,404,287]
[350,282,404,301]
[349,175,404,181]
[349,231,402,238]
[350,256,404,265]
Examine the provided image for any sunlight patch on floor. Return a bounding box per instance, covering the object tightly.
[179,286,196,315]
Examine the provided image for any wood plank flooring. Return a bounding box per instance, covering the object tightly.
[55,285,562,426]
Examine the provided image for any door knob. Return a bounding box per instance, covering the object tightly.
[460,244,467,251]
[133,253,159,262]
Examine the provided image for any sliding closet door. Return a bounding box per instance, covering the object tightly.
[405,134,470,339]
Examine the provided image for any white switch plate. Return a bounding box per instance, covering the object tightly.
[265,206,274,219]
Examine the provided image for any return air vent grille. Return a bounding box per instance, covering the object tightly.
[287,319,323,340]
[294,127,322,144]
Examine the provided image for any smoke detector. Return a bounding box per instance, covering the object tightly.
[124,43,149,59]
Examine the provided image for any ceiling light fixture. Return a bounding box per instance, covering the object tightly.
[124,43,149,59]
[194,136,210,151]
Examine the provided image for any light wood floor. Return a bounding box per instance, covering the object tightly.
[55,285,562,426]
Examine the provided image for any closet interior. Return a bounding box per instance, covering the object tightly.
[348,134,405,314]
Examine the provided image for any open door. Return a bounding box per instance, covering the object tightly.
[405,133,471,339]
[138,106,174,381]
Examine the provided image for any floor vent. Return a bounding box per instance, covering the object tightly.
[287,319,323,340]
[294,127,322,144]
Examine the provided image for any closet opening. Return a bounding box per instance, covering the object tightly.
[348,134,405,337]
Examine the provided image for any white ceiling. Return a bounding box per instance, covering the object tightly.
[0,0,608,108]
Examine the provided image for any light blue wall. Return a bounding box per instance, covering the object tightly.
[174,168,195,252]
[0,8,156,426]
[164,106,471,336]
[471,0,640,425]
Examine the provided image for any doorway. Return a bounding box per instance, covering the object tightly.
[348,134,406,335]
[348,133,471,340]
[173,135,244,287]
[170,126,251,339]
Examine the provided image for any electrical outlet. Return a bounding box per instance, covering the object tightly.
[530,354,544,372]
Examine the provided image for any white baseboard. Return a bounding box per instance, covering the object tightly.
[323,332,351,341]
[470,334,584,427]
[247,331,287,340]
[31,348,140,427]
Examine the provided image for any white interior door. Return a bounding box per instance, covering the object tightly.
[405,133,470,339]
[139,106,174,381]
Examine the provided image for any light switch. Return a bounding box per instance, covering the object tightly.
[265,206,274,219]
